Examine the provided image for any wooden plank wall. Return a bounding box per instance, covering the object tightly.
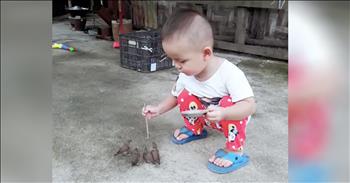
[208,5,288,60]
[131,0,158,29]
[130,1,288,60]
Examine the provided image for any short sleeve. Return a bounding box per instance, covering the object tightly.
[226,65,254,102]
[171,74,185,97]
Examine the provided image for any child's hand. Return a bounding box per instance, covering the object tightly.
[205,105,225,122]
[142,105,161,120]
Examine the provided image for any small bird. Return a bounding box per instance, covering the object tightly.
[114,139,132,156]
[131,148,140,166]
[143,146,153,164]
[151,142,160,165]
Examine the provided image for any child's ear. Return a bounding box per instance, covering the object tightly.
[202,47,212,61]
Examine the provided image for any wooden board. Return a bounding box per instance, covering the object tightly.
[149,1,288,59]
[157,1,176,28]
[256,8,268,39]
[214,40,288,60]
[249,8,259,39]
[246,37,287,48]
[184,1,288,10]
[207,5,235,37]
[234,7,248,44]
[274,26,288,39]
[131,0,144,29]
[266,9,278,37]
[277,9,288,27]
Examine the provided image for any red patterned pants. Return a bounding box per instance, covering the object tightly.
[177,89,250,152]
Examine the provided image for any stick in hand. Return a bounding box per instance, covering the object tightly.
[143,103,150,139]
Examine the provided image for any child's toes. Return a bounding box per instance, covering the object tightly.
[223,160,233,167]
[213,158,220,165]
[173,129,180,138]
[219,159,227,167]
[214,158,223,166]
[176,134,188,140]
[208,155,216,162]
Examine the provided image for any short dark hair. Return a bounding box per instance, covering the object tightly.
[161,8,213,48]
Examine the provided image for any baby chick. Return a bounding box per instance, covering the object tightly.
[151,142,160,165]
[131,147,140,166]
[114,139,132,156]
[143,145,153,164]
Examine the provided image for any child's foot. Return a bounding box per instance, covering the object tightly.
[207,148,249,174]
[208,149,241,167]
[173,128,189,141]
[171,126,208,144]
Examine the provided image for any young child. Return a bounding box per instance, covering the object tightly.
[142,9,256,174]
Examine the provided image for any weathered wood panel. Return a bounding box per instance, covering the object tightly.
[256,8,268,39]
[131,1,144,29]
[145,1,288,60]
[214,40,288,60]
[207,5,235,38]
[265,9,278,37]
[246,37,287,48]
[277,9,288,27]
[185,1,288,10]
[274,26,288,39]
[248,8,259,39]
[157,1,175,28]
[234,7,248,44]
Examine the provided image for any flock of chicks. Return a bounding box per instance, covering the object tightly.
[114,140,160,166]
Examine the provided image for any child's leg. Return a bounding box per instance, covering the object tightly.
[220,96,249,152]
[175,89,206,136]
[210,96,249,166]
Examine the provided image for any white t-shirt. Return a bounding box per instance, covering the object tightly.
[171,59,254,103]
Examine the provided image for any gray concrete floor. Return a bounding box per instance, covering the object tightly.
[52,19,288,182]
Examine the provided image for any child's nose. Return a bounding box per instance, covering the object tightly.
[174,63,182,70]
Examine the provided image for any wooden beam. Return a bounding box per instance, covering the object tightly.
[214,40,287,60]
[214,35,234,42]
[144,1,150,28]
[278,9,288,27]
[234,7,248,44]
[274,26,288,39]
[150,1,157,28]
[184,1,288,10]
[256,9,268,39]
[246,37,288,48]
[249,8,259,39]
[266,9,278,37]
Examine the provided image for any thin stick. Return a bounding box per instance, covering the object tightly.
[143,103,150,139]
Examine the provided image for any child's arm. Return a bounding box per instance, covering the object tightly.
[142,95,177,119]
[206,97,256,121]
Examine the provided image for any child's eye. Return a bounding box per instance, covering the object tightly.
[180,59,188,63]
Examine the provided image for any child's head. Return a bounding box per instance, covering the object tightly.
[161,9,214,76]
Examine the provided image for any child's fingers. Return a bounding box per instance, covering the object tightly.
[205,111,213,120]
[142,105,159,119]
[142,107,148,116]
[145,112,157,120]
[206,111,218,121]
[207,105,218,112]
[142,106,152,116]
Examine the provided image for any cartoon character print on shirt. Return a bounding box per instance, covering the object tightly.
[228,124,239,142]
[186,101,198,125]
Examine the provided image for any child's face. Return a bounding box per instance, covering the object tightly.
[162,38,207,76]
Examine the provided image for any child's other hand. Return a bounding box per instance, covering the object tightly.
[142,105,160,120]
[205,105,225,122]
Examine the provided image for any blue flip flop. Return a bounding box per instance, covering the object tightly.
[212,148,226,158]
[171,126,208,145]
[207,148,226,164]
[208,150,249,174]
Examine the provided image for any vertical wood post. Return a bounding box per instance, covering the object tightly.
[235,7,248,44]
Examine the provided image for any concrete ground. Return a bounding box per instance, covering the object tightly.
[52,18,288,182]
